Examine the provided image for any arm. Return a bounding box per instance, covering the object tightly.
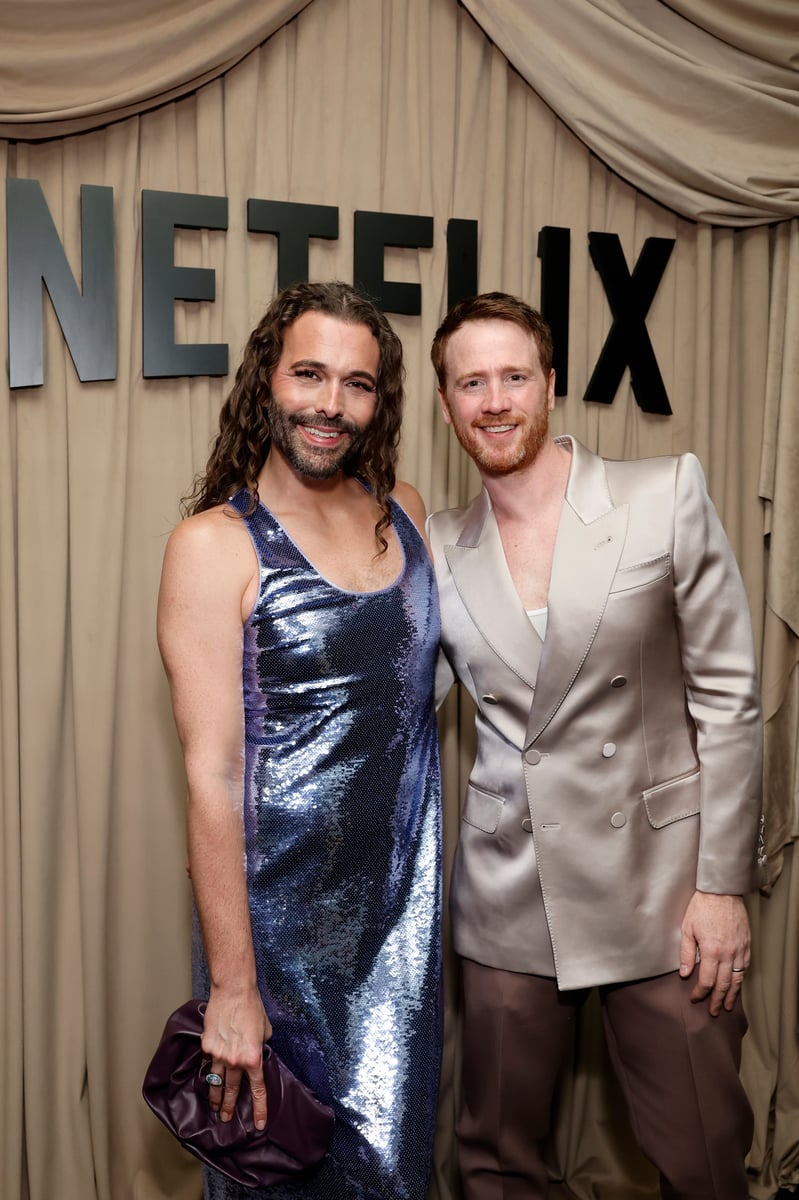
[157,510,270,1126]
[671,454,762,1014]
[392,479,430,547]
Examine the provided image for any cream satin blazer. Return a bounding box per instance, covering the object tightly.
[428,436,762,990]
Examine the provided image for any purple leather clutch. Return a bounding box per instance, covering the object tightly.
[142,998,334,1189]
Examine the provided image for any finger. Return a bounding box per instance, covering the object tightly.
[689,955,718,1004]
[678,928,698,978]
[725,966,747,1012]
[249,1067,268,1131]
[707,972,732,1017]
[206,1060,225,1111]
[220,1067,242,1122]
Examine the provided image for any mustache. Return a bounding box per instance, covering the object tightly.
[289,413,362,437]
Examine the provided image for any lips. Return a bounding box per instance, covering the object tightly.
[303,426,342,439]
[292,417,355,447]
[474,422,518,434]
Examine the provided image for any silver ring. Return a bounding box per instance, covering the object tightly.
[205,1072,224,1087]
[731,967,746,974]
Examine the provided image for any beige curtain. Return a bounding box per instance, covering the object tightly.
[461,0,799,226]
[0,0,312,137]
[1,2,796,1198]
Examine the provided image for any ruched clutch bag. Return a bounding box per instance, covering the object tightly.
[142,998,334,1189]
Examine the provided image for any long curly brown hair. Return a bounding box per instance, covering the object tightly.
[183,282,405,549]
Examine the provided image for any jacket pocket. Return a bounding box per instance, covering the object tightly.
[643,768,700,828]
[610,553,671,594]
[462,783,505,834]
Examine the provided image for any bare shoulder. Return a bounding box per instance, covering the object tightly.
[391,480,428,539]
[163,504,254,574]
[159,503,259,636]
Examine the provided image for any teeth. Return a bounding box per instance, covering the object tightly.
[484,424,515,432]
[306,427,340,439]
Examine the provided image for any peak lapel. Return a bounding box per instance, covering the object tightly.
[524,439,628,748]
[445,492,543,692]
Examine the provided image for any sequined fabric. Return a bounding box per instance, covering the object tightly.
[193,489,443,1200]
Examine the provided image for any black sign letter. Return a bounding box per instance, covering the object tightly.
[7,179,116,389]
[537,226,570,396]
[247,199,338,289]
[446,219,478,310]
[353,212,433,314]
[585,232,674,414]
[142,190,228,378]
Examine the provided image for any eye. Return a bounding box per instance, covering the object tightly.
[347,379,376,393]
[461,378,484,389]
[507,373,527,383]
[294,368,320,381]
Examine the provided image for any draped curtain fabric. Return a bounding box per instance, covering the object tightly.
[1,2,797,1199]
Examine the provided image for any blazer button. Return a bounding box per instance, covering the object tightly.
[482,694,499,705]
[602,742,617,758]
[611,812,627,828]
[610,675,627,688]
[522,818,533,833]
[525,748,542,766]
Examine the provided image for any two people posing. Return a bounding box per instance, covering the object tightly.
[158,282,761,1200]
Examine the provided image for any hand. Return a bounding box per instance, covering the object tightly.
[201,986,273,1129]
[679,891,751,1015]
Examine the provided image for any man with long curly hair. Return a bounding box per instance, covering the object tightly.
[157,282,442,1200]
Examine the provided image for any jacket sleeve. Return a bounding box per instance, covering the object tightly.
[672,453,762,894]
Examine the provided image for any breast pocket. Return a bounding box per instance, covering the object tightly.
[610,553,671,595]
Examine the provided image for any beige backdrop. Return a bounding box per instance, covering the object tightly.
[1,2,797,1198]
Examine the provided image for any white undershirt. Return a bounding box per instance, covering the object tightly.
[527,606,548,640]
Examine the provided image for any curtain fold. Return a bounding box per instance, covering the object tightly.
[0,0,311,137]
[461,0,799,226]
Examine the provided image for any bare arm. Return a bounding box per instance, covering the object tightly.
[392,479,430,550]
[157,510,270,1127]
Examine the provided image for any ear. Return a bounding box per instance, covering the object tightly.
[438,386,453,426]
[547,369,556,412]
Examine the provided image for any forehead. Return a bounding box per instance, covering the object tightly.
[280,310,380,369]
[444,318,541,374]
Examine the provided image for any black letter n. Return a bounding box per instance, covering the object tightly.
[6,178,116,388]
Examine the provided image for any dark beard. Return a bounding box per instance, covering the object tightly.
[265,395,366,479]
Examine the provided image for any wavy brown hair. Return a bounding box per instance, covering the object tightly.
[431,292,554,386]
[183,281,405,549]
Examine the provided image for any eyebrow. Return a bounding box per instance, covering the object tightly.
[454,365,529,384]
[289,358,377,386]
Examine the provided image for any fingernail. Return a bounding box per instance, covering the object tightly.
[256,1120,265,1131]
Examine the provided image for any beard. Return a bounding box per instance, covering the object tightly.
[450,405,550,476]
[264,394,367,479]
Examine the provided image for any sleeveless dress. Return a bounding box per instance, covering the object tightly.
[193,488,443,1200]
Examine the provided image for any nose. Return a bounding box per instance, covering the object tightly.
[482,378,511,413]
[314,380,344,417]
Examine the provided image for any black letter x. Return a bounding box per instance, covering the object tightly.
[584,232,675,415]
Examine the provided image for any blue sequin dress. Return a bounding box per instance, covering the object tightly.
[193,488,443,1200]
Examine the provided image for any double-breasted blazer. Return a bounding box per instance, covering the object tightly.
[428,436,762,990]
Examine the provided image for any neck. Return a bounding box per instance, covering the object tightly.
[480,434,571,522]
[257,446,357,513]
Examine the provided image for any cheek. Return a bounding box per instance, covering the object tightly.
[350,394,378,428]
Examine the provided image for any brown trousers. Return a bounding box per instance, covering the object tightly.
[458,960,753,1200]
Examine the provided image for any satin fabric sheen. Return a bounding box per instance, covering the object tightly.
[193,489,443,1199]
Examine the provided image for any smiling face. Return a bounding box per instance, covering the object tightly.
[266,310,381,479]
[438,318,556,476]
